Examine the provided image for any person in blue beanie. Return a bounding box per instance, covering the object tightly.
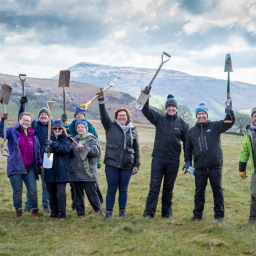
[184,101,235,221]
[61,106,103,211]
[140,88,189,220]
[18,97,51,213]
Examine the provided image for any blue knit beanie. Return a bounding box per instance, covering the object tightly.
[52,120,64,128]
[75,119,88,130]
[74,106,86,117]
[165,94,178,109]
[195,102,208,117]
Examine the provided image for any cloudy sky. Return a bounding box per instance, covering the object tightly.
[0,0,255,84]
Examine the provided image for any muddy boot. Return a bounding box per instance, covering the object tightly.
[104,210,112,220]
[119,209,128,218]
[32,209,39,219]
[248,196,256,223]
[15,210,23,219]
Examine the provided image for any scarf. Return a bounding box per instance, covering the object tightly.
[75,132,98,178]
[115,120,133,149]
[250,122,256,131]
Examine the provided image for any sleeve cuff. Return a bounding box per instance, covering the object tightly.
[239,161,247,172]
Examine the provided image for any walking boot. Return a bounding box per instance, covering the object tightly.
[119,209,128,218]
[248,197,256,223]
[104,210,112,220]
[32,209,39,219]
[15,210,23,219]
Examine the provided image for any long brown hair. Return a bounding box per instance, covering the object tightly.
[114,108,132,122]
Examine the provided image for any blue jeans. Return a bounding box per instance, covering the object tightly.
[9,169,38,211]
[25,169,50,209]
[105,165,132,210]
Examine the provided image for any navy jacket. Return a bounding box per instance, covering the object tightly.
[44,132,72,183]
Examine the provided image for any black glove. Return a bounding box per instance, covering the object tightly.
[61,113,68,122]
[142,86,151,95]
[45,139,52,146]
[182,163,188,174]
[20,96,28,105]
[45,145,52,153]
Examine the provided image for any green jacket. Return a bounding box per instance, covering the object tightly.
[239,126,255,173]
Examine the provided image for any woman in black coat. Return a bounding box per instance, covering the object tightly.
[97,88,140,219]
[44,120,72,220]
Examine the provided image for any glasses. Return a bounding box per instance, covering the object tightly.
[117,115,127,117]
[21,119,31,123]
[53,127,63,131]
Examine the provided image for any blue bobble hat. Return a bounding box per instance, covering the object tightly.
[52,120,64,128]
[75,119,88,130]
[74,106,86,117]
[195,102,208,117]
[165,94,178,109]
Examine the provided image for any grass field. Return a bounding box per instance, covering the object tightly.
[0,121,256,255]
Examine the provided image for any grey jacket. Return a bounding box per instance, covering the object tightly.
[70,136,100,182]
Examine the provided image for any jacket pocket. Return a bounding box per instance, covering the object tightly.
[123,146,135,168]
[105,144,119,161]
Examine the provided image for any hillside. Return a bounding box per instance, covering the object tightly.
[0,73,154,124]
[54,62,256,119]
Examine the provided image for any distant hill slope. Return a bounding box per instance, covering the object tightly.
[53,62,256,119]
[0,74,155,124]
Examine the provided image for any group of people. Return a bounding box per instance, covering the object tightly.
[1,84,256,223]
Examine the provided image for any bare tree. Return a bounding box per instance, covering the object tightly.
[178,104,193,122]
[234,111,251,134]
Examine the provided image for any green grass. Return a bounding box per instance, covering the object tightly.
[0,123,256,255]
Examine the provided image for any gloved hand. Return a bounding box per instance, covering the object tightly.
[61,113,68,122]
[45,145,52,153]
[97,159,101,169]
[96,88,104,100]
[38,166,43,175]
[1,113,8,121]
[239,171,247,179]
[225,99,232,112]
[182,163,188,174]
[187,166,195,175]
[20,96,28,105]
[132,167,139,175]
[45,139,52,146]
[142,86,151,95]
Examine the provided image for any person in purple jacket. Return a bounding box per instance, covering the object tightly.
[0,112,42,219]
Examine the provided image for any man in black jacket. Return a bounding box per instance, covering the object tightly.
[141,90,188,220]
[184,101,235,221]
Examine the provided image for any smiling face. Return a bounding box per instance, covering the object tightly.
[19,115,32,130]
[197,111,208,123]
[76,123,87,135]
[75,112,85,121]
[53,127,63,137]
[166,105,177,116]
[116,111,128,126]
[39,112,49,125]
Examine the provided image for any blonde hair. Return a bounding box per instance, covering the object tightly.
[114,108,132,122]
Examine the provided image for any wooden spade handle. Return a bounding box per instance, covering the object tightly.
[46,101,55,139]
[224,120,233,123]
[163,52,171,57]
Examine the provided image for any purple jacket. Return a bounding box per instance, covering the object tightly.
[0,121,42,179]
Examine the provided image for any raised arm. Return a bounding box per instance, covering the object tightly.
[141,99,160,126]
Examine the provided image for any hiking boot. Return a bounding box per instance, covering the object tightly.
[44,208,51,213]
[192,217,201,222]
[248,199,256,223]
[119,209,128,218]
[215,218,223,222]
[69,208,76,212]
[143,215,153,219]
[59,218,66,221]
[49,216,58,219]
[104,210,112,220]
[15,210,23,219]
[32,210,39,219]
[24,208,31,213]
[163,216,174,220]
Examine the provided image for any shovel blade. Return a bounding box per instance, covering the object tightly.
[224,54,233,72]
[135,90,150,110]
[79,146,89,161]
[58,70,70,87]
[0,84,12,104]
[43,153,54,169]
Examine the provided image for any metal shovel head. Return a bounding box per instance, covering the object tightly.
[79,146,89,161]
[224,54,233,72]
[135,90,150,110]
[58,70,70,87]
[0,84,12,104]
[43,152,54,169]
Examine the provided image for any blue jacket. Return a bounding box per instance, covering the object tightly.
[0,121,42,179]
[44,132,72,183]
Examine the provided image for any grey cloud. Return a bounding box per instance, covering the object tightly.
[179,0,218,15]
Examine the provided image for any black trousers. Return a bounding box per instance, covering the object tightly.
[193,168,224,219]
[143,157,179,218]
[70,181,103,209]
[73,181,103,216]
[46,182,67,219]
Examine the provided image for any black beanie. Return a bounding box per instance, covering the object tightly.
[165,94,178,109]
